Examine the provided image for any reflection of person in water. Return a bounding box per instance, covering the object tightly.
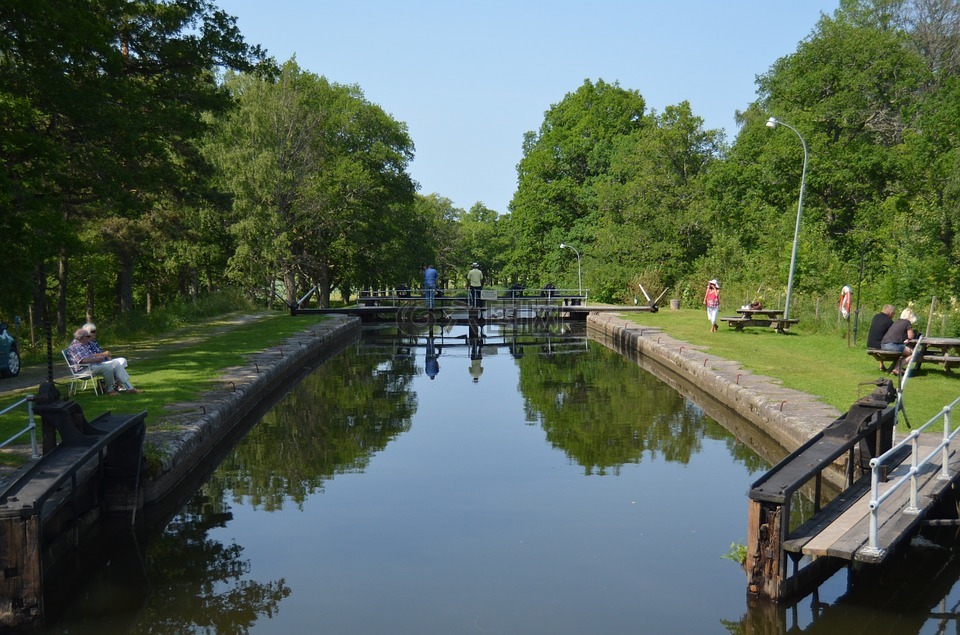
[425,331,440,380]
[468,324,484,383]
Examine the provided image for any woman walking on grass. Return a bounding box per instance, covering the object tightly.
[704,279,721,333]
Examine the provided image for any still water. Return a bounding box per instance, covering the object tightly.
[45,323,960,633]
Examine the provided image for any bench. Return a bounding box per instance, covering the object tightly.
[721,316,799,333]
[866,348,902,372]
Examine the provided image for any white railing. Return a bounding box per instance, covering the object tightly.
[0,395,39,459]
[862,390,960,558]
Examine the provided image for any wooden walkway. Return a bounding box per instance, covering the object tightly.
[746,381,960,601]
[784,436,960,564]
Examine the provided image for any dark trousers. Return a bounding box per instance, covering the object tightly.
[469,286,482,308]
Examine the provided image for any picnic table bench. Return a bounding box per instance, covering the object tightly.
[721,308,799,333]
[867,337,960,373]
[866,348,903,372]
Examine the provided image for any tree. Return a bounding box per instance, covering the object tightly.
[508,79,647,284]
[208,60,418,307]
[0,0,266,327]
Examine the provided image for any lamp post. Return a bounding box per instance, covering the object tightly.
[765,116,808,321]
[559,243,582,296]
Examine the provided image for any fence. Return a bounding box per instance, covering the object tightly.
[0,395,39,459]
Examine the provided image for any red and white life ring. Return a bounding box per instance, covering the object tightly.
[840,286,852,319]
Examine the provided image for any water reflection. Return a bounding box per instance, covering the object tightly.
[38,323,960,634]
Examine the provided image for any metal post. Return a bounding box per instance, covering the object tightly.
[942,405,952,481]
[907,434,919,514]
[765,117,808,321]
[868,460,881,552]
[27,396,38,459]
[560,243,582,297]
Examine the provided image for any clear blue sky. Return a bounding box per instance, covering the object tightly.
[216,1,839,215]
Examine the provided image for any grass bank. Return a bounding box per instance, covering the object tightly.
[623,308,960,430]
[0,311,330,468]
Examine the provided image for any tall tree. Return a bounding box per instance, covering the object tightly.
[0,0,265,326]
[508,79,646,284]
[208,60,417,307]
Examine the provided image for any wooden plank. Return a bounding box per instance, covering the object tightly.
[800,453,931,558]
[921,355,960,364]
[783,477,872,553]
[814,445,959,562]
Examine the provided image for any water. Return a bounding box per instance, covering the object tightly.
[43,323,960,633]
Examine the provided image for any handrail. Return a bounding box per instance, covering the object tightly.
[355,287,589,308]
[0,395,38,459]
[863,366,960,557]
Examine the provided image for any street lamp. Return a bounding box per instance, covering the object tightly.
[765,116,808,321]
[559,243,582,296]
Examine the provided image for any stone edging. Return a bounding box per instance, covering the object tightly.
[587,312,842,458]
[141,314,361,503]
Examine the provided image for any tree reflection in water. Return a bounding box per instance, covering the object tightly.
[516,344,768,476]
[132,346,416,633]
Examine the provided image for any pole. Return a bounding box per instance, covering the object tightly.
[853,239,866,346]
[766,117,808,322]
[778,120,808,321]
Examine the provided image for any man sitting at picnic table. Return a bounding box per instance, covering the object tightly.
[867,305,896,351]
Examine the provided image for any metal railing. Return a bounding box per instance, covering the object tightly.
[862,360,960,557]
[355,287,588,308]
[0,394,39,459]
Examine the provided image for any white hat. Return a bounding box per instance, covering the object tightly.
[472,262,479,267]
[709,279,720,289]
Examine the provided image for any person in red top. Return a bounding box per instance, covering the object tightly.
[703,279,721,333]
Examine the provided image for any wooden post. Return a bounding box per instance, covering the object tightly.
[0,515,42,627]
[926,296,936,338]
[747,499,784,601]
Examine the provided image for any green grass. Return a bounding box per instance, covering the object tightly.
[0,312,329,467]
[623,308,960,431]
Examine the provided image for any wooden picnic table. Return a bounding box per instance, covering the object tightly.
[736,308,785,319]
[913,337,960,372]
[721,308,798,334]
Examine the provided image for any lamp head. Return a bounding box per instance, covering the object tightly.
[765,117,778,129]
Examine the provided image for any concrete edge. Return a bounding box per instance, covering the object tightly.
[141,314,361,503]
[586,312,842,460]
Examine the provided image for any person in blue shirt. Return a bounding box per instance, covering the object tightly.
[424,264,438,308]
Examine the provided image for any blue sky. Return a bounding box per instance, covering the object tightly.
[216,1,840,215]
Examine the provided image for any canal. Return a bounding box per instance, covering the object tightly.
[42,322,960,633]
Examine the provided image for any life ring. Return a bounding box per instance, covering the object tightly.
[840,286,852,319]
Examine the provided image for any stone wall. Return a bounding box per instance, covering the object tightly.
[587,313,847,487]
[141,315,360,504]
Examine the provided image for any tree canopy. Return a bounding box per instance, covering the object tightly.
[3,0,960,333]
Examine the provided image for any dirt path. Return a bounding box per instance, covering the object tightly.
[0,311,274,399]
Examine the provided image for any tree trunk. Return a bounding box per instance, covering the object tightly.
[283,269,296,308]
[32,263,47,335]
[57,251,68,338]
[317,266,331,308]
[85,277,95,324]
[117,253,134,313]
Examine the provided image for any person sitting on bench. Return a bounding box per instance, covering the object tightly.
[880,308,917,376]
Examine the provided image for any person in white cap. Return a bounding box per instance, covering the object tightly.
[703,279,721,332]
[467,262,483,308]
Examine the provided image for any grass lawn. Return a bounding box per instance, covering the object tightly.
[0,312,330,468]
[622,308,960,431]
